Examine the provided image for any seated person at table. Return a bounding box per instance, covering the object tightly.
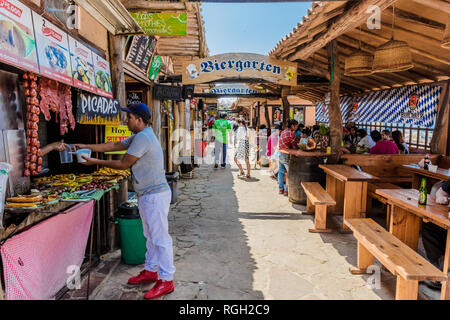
[355,129,375,153]
[343,126,359,153]
[369,130,399,154]
[392,130,409,154]
[381,129,392,141]
[421,179,450,289]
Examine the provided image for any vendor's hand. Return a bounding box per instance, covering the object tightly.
[54,140,69,152]
[436,196,449,205]
[72,143,87,151]
[80,155,97,166]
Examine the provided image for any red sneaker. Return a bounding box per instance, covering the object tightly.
[144,279,174,299]
[284,190,288,196]
[279,189,284,194]
[128,270,158,285]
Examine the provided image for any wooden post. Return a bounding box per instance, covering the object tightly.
[264,102,271,136]
[281,86,290,129]
[108,33,126,123]
[431,81,449,155]
[173,102,180,172]
[256,101,261,128]
[327,39,343,164]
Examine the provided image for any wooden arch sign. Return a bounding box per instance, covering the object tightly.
[182,53,298,86]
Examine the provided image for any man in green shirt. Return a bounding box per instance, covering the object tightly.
[212,113,231,169]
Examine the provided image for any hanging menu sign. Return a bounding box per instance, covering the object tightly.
[92,53,113,98]
[0,0,39,73]
[76,92,120,125]
[126,35,157,74]
[127,91,143,105]
[32,11,73,85]
[69,36,96,94]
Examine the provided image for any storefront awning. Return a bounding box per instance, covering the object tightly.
[73,0,144,35]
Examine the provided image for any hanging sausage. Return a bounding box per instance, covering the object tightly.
[23,71,41,177]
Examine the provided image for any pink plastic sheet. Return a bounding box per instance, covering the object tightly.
[1,200,94,300]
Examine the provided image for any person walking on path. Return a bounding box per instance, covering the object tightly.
[278,120,299,196]
[234,119,251,178]
[266,124,281,179]
[212,113,231,169]
[73,103,176,300]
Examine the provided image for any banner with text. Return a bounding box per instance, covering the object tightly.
[76,92,120,125]
[105,125,132,154]
[182,53,297,86]
[0,0,39,73]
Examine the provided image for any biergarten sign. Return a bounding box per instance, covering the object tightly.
[76,92,120,125]
[130,12,187,36]
[182,53,298,86]
[206,84,264,95]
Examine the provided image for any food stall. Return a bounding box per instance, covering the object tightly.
[0,0,130,299]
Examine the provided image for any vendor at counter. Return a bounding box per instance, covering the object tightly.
[71,103,176,300]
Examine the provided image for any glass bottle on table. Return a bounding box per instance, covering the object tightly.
[418,178,427,205]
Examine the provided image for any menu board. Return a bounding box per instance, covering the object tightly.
[92,52,113,98]
[0,0,39,72]
[32,11,72,85]
[126,35,157,74]
[69,36,96,94]
[76,92,120,125]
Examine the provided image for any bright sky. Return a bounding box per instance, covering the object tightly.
[202,2,313,56]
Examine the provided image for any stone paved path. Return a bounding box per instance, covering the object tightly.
[63,146,440,300]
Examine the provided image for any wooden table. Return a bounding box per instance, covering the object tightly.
[318,164,380,232]
[376,188,450,300]
[402,164,450,189]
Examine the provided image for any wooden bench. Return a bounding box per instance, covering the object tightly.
[341,154,441,185]
[301,182,336,233]
[345,218,447,300]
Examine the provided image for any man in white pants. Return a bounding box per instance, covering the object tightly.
[73,103,176,299]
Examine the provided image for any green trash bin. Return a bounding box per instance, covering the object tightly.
[116,201,147,265]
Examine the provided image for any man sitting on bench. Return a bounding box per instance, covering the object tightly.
[422,179,449,290]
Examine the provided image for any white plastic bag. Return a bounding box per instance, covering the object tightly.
[0,162,13,226]
[418,159,425,168]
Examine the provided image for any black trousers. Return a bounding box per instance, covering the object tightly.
[422,222,447,269]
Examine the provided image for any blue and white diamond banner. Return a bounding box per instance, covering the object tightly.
[316,85,442,128]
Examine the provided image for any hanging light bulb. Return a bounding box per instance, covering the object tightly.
[441,16,450,49]
[372,5,414,73]
[345,25,374,76]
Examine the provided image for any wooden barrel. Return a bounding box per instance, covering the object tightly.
[288,155,326,205]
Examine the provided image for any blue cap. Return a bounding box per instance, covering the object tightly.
[121,103,151,121]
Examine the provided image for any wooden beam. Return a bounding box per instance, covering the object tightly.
[121,0,186,11]
[281,90,290,129]
[288,0,398,61]
[108,34,127,123]
[328,40,343,163]
[297,60,331,81]
[430,81,450,154]
[411,0,450,14]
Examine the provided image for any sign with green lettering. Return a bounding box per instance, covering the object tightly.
[148,55,162,81]
[130,12,187,36]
